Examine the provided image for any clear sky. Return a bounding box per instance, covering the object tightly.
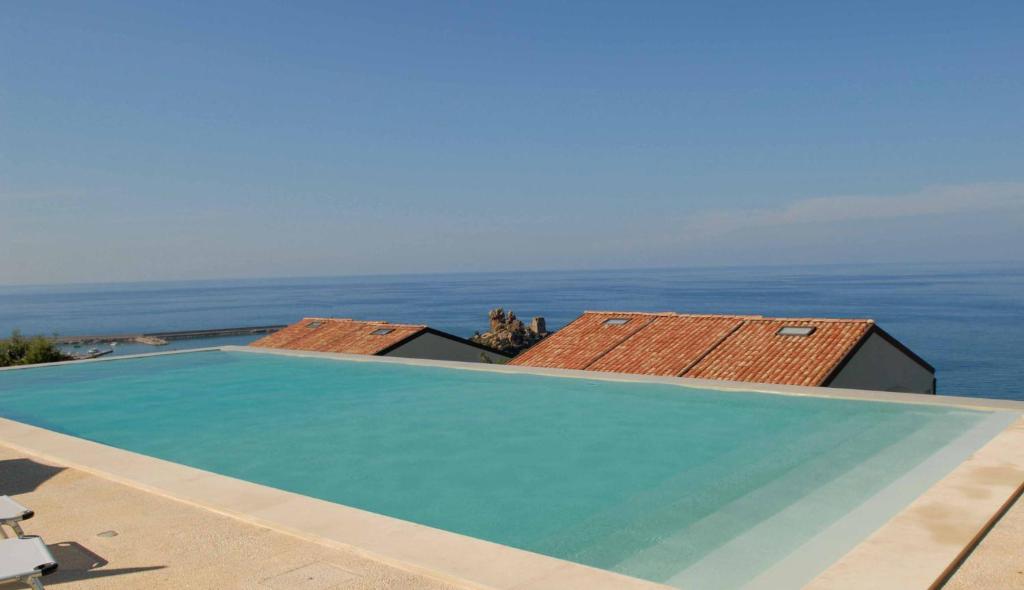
[2,1,1022,285]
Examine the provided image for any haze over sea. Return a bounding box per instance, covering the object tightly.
[2,262,1021,400]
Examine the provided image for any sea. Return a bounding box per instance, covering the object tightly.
[1,262,1021,400]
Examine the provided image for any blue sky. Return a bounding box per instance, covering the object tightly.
[2,1,1022,284]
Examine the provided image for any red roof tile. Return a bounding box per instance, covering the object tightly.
[588,315,745,376]
[510,311,877,387]
[507,312,656,370]
[684,318,873,386]
[250,317,426,355]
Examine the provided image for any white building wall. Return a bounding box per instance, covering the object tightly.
[828,332,935,394]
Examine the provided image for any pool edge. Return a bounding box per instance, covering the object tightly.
[5,345,1023,412]
[0,417,671,590]
[228,345,1024,412]
[3,346,1024,589]
[805,415,1024,589]
[1,415,1021,589]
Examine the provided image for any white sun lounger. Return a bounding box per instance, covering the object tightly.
[0,496,35,539]
[0,536,58,590]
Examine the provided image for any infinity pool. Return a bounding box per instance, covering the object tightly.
[0,350,1013,588]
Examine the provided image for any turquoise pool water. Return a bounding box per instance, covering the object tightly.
[0,350,1010,588]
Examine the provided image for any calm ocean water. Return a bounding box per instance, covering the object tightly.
[1,262,1021,399]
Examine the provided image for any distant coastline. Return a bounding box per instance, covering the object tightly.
[2,263,1022,399]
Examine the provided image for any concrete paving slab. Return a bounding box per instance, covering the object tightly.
[0,444,462,590]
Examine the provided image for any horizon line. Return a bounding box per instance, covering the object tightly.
[1,258,1023,291]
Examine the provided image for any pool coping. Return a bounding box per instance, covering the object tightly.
[5,344,1024,413]
[2,346,1024,589]
[228,345,1024,413]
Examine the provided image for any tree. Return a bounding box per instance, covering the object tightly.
[0,330,72,367]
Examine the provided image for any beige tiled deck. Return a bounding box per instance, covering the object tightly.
[944,491,1024,589]
[0,444,464,590]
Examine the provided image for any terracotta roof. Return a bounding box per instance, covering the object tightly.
[250,317,426,355]
[588,314,745,376]
[684,318,873,387]
[509,311,882,387]
[507,312,655,369]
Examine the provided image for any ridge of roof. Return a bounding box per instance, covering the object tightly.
[580,311,873,323]
[745,317,875,324]
[300,317,429,329]
[583,310,762,319]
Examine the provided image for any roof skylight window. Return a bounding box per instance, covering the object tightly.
[306,321,323,329]
[370,328,395,335]
[604,318,630,326]
[777,326,815,336]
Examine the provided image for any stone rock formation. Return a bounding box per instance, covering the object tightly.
[472,308,549,356]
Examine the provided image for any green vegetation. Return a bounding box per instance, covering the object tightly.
[0,330,72,367]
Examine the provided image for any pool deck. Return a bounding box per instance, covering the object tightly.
[946,489,1024,589]
[0,417,668,590]
[1,439,1022,589]
[0,444,464,590]
[2,346,1024,589]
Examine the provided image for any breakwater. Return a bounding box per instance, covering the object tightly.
[55,325,284,346]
